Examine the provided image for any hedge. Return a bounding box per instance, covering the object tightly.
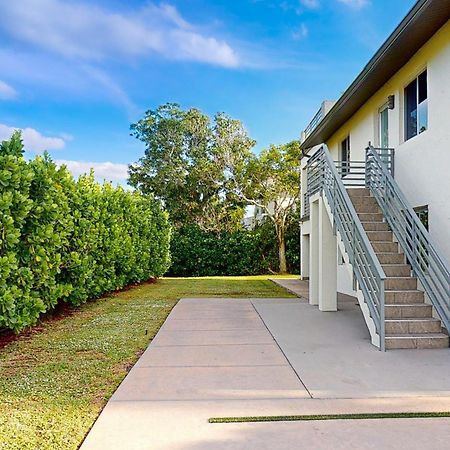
[168,225,266,277]
[168,219,299,277]
[0,132,171,332]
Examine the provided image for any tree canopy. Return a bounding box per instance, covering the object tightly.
[228,141,301,272]
[128,103,255,232]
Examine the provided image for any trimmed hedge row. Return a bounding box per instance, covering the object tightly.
[0,132,171,332]
[168,225,266,277]
[168,220,299,277]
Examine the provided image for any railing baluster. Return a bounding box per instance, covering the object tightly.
[305,145,387,350]
[366,144,450,335]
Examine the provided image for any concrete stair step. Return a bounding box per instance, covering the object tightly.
[353,203,382,213]
[367,230,393,241]
[347,188,371,197]
[362,221,390,231]
[385,290,425,304]
[385,277,417,290]
[385,318,442,334]
[377,253,405,264]
[358,212,384,222]
[385,333,449,349]
[351,196,378,208]
[372,241,399,253]
[382,264,411,277]
[385,304,433,319]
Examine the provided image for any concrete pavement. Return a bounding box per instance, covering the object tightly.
[254,296,450,399]
[81,296,450,450]
[269,277,309,298]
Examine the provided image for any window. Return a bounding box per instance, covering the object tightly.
[379,106,389,148]
[405,70,428,141]
[414,205,429,230]
[340,136,350,176]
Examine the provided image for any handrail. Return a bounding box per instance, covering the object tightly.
[306,145,387,350]
[366,145,450,334]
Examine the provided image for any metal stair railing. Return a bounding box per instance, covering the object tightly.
[366,144,450,334]
[306,145,387,350]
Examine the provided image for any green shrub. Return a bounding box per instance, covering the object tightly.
[168,225,262,277]
[252,213,300,274]
[168,219,299,277]
[0,132,171,331]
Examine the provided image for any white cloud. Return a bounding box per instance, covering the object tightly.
[0,80,17,99]
[59,132,74,141]
[337,0,370,9]
[55,160,128,181]
[80,65,138,114]
[0,49,138,114]
[0,123,66,152]
[0,0,239,68]
[292,23,309,40]
[300,0,320,9]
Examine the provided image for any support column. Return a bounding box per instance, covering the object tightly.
[309,200,319,305]
[300,233,310,279]
[318,196,337,311]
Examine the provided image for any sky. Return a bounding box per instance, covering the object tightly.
[0,0,416,184]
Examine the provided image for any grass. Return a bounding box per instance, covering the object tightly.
[208,412,450,423]
[0,276,294,450]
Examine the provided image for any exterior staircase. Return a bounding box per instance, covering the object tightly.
[348,188,449,349]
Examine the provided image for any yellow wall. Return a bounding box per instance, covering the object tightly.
[323,19,450,262]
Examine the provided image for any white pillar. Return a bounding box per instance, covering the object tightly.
[300,233,310,279]
[318,196,337,311]
[309,200,319,305]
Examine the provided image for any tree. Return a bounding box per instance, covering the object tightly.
[228,141,301,273]
[129,103,301,274]
[128,103,255,232]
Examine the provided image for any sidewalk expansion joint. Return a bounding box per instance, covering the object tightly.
[250,299,314,399]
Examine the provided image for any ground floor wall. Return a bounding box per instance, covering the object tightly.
[301,223,356,298]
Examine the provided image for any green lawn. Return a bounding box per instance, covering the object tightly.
[0,276,294,450]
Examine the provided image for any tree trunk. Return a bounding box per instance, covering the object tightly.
[277,227,287,274]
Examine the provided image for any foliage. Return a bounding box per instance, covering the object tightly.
[168,221,299,277]
[168,225,265,277]
[129,103,301,275]
[129,103,255,232]
[0,277,293,450]
[228,141,301,273]
[0,132,171,332]
[253,212,300,274]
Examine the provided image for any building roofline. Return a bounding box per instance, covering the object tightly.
[301,0,450,151]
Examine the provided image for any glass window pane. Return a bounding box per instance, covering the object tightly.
[379,108,389,147]
[341,136,350,175]
[415,206,429,231]
[418,98,428,134]
[405,79,417,140]
[418,70,427,103]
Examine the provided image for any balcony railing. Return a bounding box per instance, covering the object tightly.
[303,108,324,140]
[303,148,394,216]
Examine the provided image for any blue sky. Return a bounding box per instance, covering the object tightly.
[0,0,415,183]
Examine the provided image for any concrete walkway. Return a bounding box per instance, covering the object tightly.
[269,277,309,298]
[81,296,450,450]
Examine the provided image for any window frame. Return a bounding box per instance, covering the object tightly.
[404,69,428,142]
